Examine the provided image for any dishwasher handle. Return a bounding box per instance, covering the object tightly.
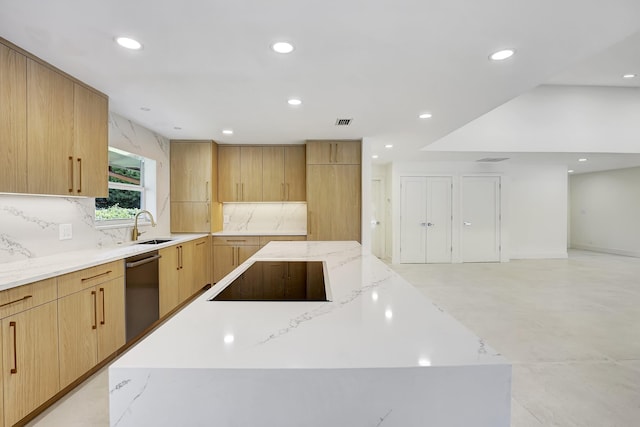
[126,254,162,269]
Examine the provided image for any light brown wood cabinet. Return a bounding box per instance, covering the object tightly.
[170,141,219,232]
[1,282,60,427]
[159,237,211,312]
[262,146,306,201]
[0,38,108,197]
[57,261,125,388]
[218,146,264,201]
[0,43,27,194]
[212,236,260,283]
[306,140,361,165]
[307,164,361,242]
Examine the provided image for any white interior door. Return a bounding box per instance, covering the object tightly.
[426,177,452,263]
[400,177,427,263]
[461,176,501,262]
[400,176,452,263]
[371,178,385,259]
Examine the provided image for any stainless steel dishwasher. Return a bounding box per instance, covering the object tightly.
[125,251,161,342]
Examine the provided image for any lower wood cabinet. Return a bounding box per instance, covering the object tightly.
[159,237,211,316]
[57,261,125,388]
[212,236,260,283]
[2,300,60,427]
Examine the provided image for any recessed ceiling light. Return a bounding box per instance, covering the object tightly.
[384,144,393,149]
[568,170,574,173]
[489,49,515,61]
[271,42,294,54]
[623,73,637,79]
[173,126,182,130]
[372,155,379,159]
[287,98,302,106]
[578,158,588,162]
[140,107,150,111]
[222,129,234,135]
[418,113,433,119]
[116,37,142,50]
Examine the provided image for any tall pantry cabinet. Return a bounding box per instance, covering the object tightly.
[306,140,362,242]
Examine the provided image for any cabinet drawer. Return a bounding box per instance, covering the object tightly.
[259,235,306,246]
[0,278,57,319]
[57,260,124,297]
[213,236,260,246]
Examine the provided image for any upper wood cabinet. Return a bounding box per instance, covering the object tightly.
[306,140,361,165]
[170,140,219,232]
[0,39,108,197]
[219,145,305,202]
[218,146,264,201]
[0,43,27,194]
[263,146,306,201]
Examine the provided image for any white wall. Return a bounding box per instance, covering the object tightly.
[389,161,568,264]
[0,112,171,263]
[569,166,640,257]
[506,164,568,259]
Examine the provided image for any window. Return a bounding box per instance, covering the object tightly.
[95,148,155,223]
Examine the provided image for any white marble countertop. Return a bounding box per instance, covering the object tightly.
[0,233,207,291]
[211,230,307,236]
[113,241,507,370]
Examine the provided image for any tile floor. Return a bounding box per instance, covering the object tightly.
[28,250,640,426]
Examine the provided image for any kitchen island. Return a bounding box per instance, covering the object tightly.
[109,241,511,426]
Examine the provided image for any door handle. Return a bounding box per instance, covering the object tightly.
[463,221,472,226]
[427,222,434,227]
[420,222,426,227]
[68,156,74,193]
[91,290,97,330]
[10,321,17,374]
[77,158,82,193]
[99,287,106,325]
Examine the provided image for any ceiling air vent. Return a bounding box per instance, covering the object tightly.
[335,118,352,126]
[476,157,510,163]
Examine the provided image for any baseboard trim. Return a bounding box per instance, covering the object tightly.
[510,251,568,260]
[570,244,640,258]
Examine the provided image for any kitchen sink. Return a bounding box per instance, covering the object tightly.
[136,239,173,245]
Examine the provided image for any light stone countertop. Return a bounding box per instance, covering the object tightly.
[0,233,208,291]
[211,230,307,236]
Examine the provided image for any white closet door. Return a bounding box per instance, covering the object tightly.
[400,177,427,263]
[461,176,501,262]
[426,177,452,263]
[371,178,385,259]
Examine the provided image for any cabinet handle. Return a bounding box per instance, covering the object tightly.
[235,183,239,201]
[231,246,235,266]
[10,321,17,374]
[334,143,339,163]
[77,158,83,193]
[281,183,285,200]
[206,203,210,223]
[196,241,206,246]
[227,239,247,243]
[99,287,106,325]
[0,295,32,308]
[242,183,245,200]
[308,211,313,237]
[286,183,290,201]
[176,246,180,270]
[68,156,74,192]
[91,290,97,330]
[205,181,210,201]
[81,270,112,282]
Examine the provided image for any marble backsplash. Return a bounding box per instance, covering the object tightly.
[223,203,307,233]
[0,112,171,264]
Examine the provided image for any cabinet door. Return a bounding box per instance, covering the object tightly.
[0,43,27,193]
[307,165,361,241]
[0,326,3,427]
[334,141,361,164]
[306,140,360,165]
[57,288,98,388]
[2,301,60,426]
[218,146,241,201]
[262,146,285,201]
[170,202,210,232]
[284,145,306,201]
[159,246,180,317]
[97,278,125,362]
[305,141,332,164]
[171,141,212,202]
[74,84,108,197]
[178,243,195,303]
[213,245,236,283]
[192,238,211,294]
[240,147,263,201]
[26,59,74,195]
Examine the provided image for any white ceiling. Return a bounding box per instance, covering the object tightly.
[2,0,640,172]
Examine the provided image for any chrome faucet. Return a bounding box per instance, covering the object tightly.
[132,210,157,241]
